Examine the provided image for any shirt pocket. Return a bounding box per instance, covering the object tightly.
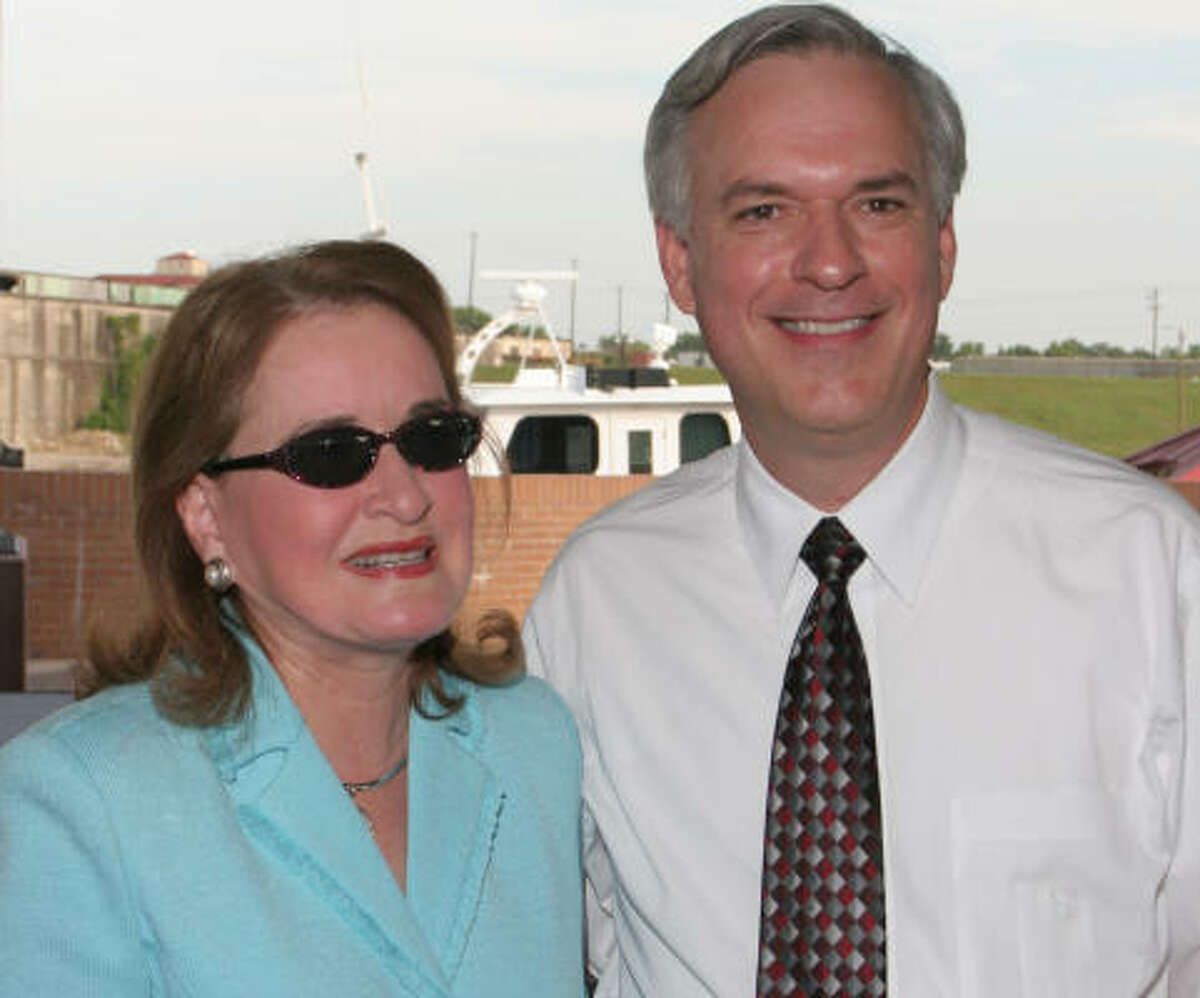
[1013,879,1099,998]
[950,789,1114,998]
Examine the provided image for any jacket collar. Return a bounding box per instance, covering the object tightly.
[201,610,503,993]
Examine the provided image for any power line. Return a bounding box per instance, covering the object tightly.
[1148,287,1161,358]
[467,230,478,309]
[569,257,578,350]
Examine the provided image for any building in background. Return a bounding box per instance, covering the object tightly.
[0,255,202,446]
[453,330,573,368]
[96,250,208,290]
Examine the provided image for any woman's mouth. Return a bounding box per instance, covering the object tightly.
[344,540,436,576]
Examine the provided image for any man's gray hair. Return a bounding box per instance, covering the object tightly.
[644,3,966,234]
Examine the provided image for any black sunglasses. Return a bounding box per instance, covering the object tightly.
[201,410,482,488]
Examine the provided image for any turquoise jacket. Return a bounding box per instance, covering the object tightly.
[0,629,585,996]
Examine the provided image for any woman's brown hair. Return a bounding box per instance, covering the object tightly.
[82,239,517,726]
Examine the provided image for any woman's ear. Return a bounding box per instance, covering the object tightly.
[175,475,227,565]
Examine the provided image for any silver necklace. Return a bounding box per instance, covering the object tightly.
[341,753,408,799]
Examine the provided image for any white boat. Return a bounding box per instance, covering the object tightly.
[458,273,739,477]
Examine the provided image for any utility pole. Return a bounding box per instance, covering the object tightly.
[1147,287,1160,359]
[569,258,578,352]
[467,231,478,310]
[616,284,625,365]
[1179,326,1187,432]
[663,290,671,323]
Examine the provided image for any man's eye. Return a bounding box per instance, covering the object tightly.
[863,197,905,215]
[736,203,780,222]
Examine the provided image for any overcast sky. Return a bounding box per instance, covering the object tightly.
[2,0,1197,352]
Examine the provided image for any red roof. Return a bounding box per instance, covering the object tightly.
[1125,424,1200,481]
[94,273,203,287]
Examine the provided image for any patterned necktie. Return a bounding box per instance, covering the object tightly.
[757,516,886,996]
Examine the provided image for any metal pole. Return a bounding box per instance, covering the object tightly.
[1148,287,1160,360]
[569,258,578,353]
[617,285,625,365]
[467,231,478,310]
[1179,326,1186,432]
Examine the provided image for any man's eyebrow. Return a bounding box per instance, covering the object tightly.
[719,180,791,207]
[718,171,920,207]
[854,171,919,194]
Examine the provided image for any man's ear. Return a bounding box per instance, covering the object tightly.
[937,207,957,302]
[175,475,227,566]
[655,220,697,315]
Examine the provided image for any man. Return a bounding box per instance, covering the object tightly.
[525,5,1200,995]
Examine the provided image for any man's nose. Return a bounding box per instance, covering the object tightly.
[790,206,866,290]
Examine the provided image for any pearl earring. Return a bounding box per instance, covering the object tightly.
[203,557,234,593]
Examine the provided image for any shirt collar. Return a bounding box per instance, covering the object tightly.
[737,374,965,607]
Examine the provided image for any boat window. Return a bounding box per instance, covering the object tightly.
[507,415,599,474]
[680,413,731,464]
[628,430,652,474]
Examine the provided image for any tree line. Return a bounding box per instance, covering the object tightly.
[935,333,1197,360]
[664,331,1190,363]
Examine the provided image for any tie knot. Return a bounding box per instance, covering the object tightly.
[801,516,865,584]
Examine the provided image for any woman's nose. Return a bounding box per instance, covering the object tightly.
[363,442,433,522]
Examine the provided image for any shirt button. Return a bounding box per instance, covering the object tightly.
[1049,886,1077,919]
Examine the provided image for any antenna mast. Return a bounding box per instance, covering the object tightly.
[351,13,386,240]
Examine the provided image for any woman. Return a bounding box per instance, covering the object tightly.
[0,240,585,995]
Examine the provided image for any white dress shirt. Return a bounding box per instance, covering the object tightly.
[524,376,1200,997]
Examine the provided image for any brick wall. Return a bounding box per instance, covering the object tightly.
[3,468,1199,665]
[0,470,139,660]
[0,469,648,662]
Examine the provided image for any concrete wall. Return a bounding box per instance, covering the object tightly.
[0,296,173,446]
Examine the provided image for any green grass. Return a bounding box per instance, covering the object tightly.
[472,363,1196,458]
[669,365,728,385]
[470,363,519,383]
[672,368,1196,456]
[940,374,1200,457]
